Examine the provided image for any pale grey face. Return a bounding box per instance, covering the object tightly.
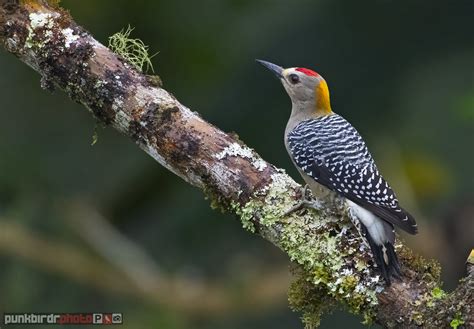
[280,68,319,105]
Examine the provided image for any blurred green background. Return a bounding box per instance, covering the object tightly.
[0,0,473,328]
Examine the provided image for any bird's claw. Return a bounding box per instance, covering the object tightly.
[284,185,323,216]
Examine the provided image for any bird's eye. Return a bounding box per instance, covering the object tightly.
[289,74,300,84]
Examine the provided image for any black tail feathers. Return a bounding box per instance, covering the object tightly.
[362,227,401,285]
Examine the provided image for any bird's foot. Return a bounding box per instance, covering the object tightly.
[284,185,323,216]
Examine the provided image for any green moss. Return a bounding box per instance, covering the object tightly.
[47,0,61,7]
[431,287,446,300]
[450,312,465,329]
[288,266,335,329]
[146,74,163,87]
[467,249,474,264]
[418,286,447,308]
[231,199,256,233]
[21,0,61,6]
[108,25,158,73]
[234,173,383,325]
[231,173,300,233]
[397,244,441,282]
[361,310,376,326]
[21,0,62,7]
[281,218,380,315]
[202,184,230,214]
[411,311,425,326]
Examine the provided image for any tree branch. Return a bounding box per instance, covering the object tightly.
[0,1,472,327]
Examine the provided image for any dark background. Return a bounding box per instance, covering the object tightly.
[0,0,473,328]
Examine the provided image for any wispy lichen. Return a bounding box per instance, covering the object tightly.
[108,25,157,73]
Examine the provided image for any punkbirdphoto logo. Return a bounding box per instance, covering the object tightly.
[2,313,123,325]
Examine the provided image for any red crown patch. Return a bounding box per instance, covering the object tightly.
[295,67,319,77]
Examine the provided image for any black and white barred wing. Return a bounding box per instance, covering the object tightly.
[288,115,417,234]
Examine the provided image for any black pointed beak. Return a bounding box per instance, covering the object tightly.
[256,59,283,79]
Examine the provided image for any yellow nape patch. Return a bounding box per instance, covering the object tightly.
[315,79,332,114]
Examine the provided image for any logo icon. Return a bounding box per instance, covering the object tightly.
[93,314,103,324]
[112,313,122,324]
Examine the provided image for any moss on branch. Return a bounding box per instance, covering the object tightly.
[231,172,383,325]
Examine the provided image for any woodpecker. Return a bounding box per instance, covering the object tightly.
[257,59,418,284]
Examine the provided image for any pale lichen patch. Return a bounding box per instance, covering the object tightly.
[215,142,252,159]
[62,27,79,48]
[252,158,267,171]
[26,11,59,49]
[111,98,124,112]
[29,12,55,29]
[215,142,268,172]
[133,85,172,109]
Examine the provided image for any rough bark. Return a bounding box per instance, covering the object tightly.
[0,1,472,327]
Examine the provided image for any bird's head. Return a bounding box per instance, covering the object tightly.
[257,59,332,116]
